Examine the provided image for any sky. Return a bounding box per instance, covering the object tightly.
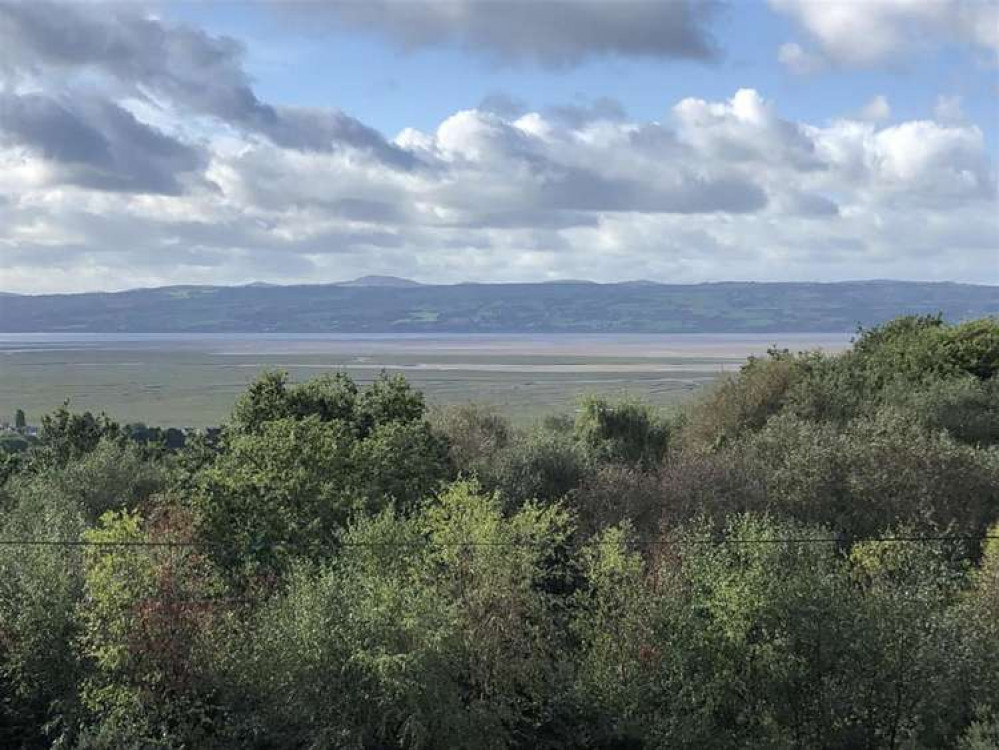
[0,0,997,294]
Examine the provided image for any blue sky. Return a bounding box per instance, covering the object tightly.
[0,0,997,292]
[171,1,997,146]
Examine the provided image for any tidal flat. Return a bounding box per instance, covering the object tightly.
[0,333,851,427]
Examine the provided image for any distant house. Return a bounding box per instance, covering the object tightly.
[1,422,38,437]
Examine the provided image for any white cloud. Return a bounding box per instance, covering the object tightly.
[0,2,995,292]
[2,85,996,292]
[869,121,991,196]
[935,94,966,123]
[859,95,891,122]
[777,41,824,74]
[672,88,822,170]
[811,118,994,202]
[770,0,999,67]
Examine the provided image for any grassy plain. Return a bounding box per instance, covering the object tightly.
[0,333,850,427]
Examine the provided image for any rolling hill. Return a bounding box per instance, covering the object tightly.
[1,280,996,333]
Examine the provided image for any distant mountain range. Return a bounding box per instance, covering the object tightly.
[1,280,996,333]
[335,275,425,288]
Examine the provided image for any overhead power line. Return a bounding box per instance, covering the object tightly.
[0,535,996,549]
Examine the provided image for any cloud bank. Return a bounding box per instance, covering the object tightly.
[0,1,996,293]
[771,0,999,70]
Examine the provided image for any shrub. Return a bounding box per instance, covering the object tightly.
[218,481,573,749]
[678,351,806,451]
[484,428,590,511]
[574,396,670,469]
[430,403,511,474]
[74,509,227,750]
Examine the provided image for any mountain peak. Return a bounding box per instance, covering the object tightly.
[337,275,423,288]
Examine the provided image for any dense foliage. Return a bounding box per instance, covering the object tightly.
[1,317,998,749]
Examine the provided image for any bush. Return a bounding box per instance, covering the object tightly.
[3,321,999,748]
[733,409,999,537]
[678,351,806,451]
[192,372,450,582]
[680,317,999,450]
[217,481,573,749]
[484,428,590,511]
[430,403,511,474]
[0,516,85,748]
[574,396,670,469]
[570,463,664,541]
[74,509,227,749]
[574,515,981,748]
[4,440,166,527]
[892,375,999,446]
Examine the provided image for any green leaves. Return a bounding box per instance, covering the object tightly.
[221,480,573,749]
[193,372,450,583]
[75,510,227,749]
[3,318,999,749]
[574,396,671,469]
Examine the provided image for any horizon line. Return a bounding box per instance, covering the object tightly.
[3,277,996,298]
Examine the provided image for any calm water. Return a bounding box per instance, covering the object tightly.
[0,331,852,355]
[0,333,852,427]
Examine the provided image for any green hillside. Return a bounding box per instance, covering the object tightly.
[2,280,997,332]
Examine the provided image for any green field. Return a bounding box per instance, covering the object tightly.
[0,333,850,427]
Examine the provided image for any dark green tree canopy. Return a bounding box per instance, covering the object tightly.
[193,371,451,581]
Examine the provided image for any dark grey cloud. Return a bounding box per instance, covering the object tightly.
[0,0,415,168]
[261,106,418,169]
[323,199,409,224]
[537,166,767,215]
[0,92,204,194]
[0,1,256,113]
[0,93,108,164]
[430,109,766,221]
[279,0,722,67]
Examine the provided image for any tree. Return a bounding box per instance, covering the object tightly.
[848,533,976,746]
[574,515,872,748]
[75,509,225,749]
[28,404,121,471]
[217,480,573,749]
[430,403,511,473]
[0,500,85,749]
[3,320,999,747]
[192,372,450,582]
[574,396,670,468]
[228,370,357,436]
[486,428,589,511]
[14,409,26,432]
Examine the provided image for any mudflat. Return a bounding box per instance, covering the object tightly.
[0,333,851,427]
